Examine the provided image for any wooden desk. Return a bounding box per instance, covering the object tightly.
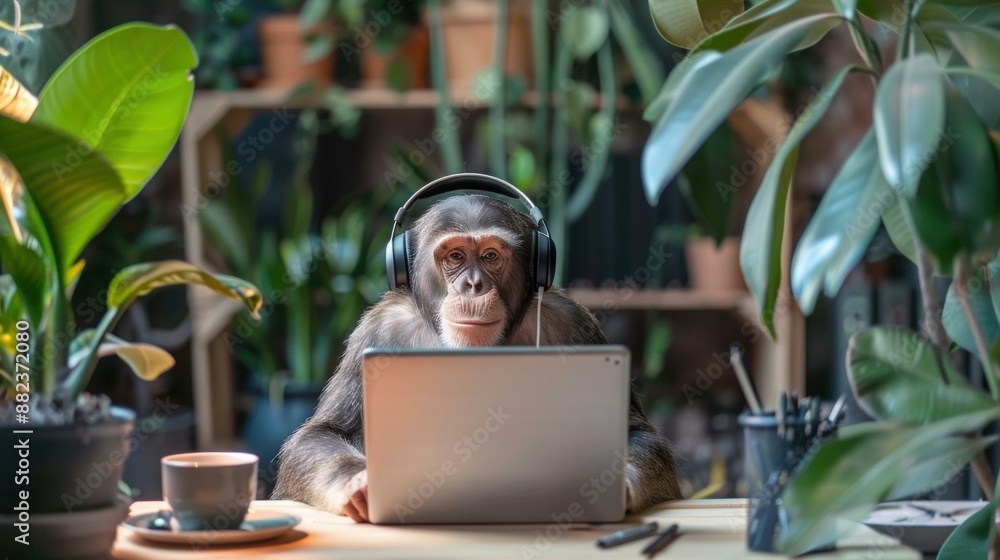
[113,499,919,559]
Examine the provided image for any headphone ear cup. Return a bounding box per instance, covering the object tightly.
[386,232,410,290]
[534,231,555,290]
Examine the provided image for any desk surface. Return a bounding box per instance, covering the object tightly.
[112,499,919,559]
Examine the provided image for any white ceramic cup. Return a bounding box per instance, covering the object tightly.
[161,452,258,531]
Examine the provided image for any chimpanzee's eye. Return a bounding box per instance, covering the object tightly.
[447,252,464,264]
[482,250,498,261]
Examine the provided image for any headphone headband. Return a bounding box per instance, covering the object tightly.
[386,173,555,292]
[391,173,548,235]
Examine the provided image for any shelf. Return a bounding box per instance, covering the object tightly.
[187,87,638,135]
[568,288,752,312]
[180,88,805,449]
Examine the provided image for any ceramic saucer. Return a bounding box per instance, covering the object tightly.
[120,509,301,545]
[861,500,987,554]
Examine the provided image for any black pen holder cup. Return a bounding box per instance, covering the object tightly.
[739,412,835,554]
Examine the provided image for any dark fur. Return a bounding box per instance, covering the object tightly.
[273,195,682,512]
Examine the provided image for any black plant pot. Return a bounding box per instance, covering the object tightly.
[0,493,130,560]
[243,377,323,495]
[122,406,197,500]
[0,405,135,514]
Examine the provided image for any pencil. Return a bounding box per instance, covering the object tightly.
[640,523,680,557]
[595,521,659,548]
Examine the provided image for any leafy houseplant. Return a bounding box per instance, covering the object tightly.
[199,115,388,481]
[677,122,744,292]
[0,22,261,558]
[641,0,1000,556]
[259,0,343,89]
[182,0,257,89]
[302,0,429,91]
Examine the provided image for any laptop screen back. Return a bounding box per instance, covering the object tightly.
[362,346,630,524]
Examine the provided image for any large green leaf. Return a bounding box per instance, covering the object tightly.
[873,53,945,197]
[908,84,1000,271]
[847,327,994,423]
[885,435,997,501]
[32,23,196,200]
[930,23,1000,76]
[855,0,940,52]
[99,334,175,381]
[779,409,1000,554]
[69,331,175,381]
[107,260,262,318]
[0,116,126,273]
[0,237,46,326]
[641,50,721,124]
[742,65,859,336]
[942,260,1000,356]
[648,0,744,49]
[881,195,918,263]
[642,14,841,205]
[938,492,999,560]
[691,0,839,54]
[677,123,737,246]
[792,129,891,314]
[0,274,24,348]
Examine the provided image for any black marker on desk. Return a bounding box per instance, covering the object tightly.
[641,523,680,558]
[595,521,659,549]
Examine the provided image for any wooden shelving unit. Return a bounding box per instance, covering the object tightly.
[181,89,805,449]
[568,288,751,312]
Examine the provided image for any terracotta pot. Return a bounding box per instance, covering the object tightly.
[258,14,335,90]
[441,0,532,97]
[685,236,746,292]
[361,24,430,90]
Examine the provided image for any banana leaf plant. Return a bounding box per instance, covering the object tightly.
[0,22,261,419]
[641,0,1000,556]
[199,117,389,389]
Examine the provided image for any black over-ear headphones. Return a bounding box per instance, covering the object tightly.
[385,173,556,292]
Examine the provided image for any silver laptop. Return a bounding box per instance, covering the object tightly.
[362,346,630,525]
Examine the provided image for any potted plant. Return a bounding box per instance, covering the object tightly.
[0,23,261,558]
[642,0,1000,556]
[259,0,342,89]
[676,122,744,292]
[303,0,430,91]
[182,0,257,89]
[199,117,389,492]
[438,0,532,96]
[358,0,429,90]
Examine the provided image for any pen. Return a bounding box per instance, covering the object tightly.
[595,521,659,548]
[640,523,680,557]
